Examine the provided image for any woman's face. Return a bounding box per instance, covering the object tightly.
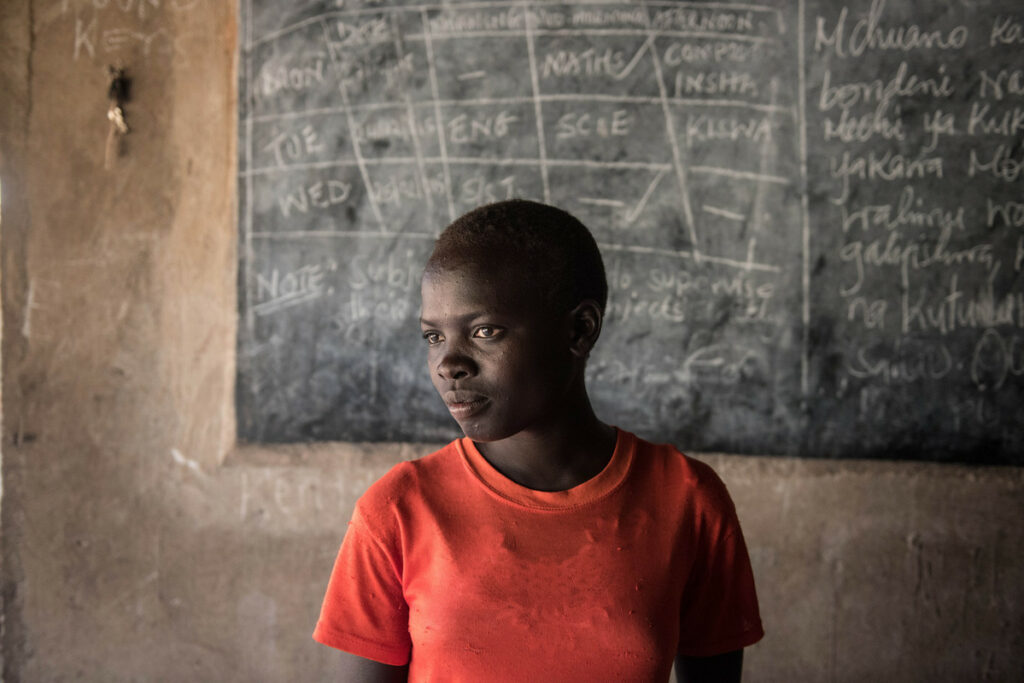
[419,262,575,442]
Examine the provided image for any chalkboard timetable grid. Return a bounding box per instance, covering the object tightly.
[238,0,1024,464]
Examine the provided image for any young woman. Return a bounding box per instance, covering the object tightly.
[314,200,763,682]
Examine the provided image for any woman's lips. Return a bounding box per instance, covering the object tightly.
[444,391,488,419]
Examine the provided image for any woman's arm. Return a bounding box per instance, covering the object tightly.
[336,651,409,683]
[675,649,743,683]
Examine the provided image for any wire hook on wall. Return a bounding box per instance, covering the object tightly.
[105,66,131,170]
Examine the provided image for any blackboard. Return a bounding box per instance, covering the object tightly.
[237,0,1024,464]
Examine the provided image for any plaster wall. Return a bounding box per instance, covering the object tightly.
[1,1,1022,681]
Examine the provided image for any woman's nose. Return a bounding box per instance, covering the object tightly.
[436,344,476,381]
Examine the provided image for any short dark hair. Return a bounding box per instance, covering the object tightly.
[427,199,608,314]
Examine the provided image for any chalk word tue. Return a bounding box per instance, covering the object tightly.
[263,125,324,168]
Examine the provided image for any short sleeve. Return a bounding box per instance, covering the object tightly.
[312,503,412,665]
[676,484,764,657]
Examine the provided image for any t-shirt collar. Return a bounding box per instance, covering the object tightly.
[456,428,635,510]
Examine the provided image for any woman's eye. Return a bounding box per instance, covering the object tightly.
[473,326,500,339]
[422,331,442,345]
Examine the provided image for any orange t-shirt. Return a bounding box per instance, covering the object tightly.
[313,429,763,681]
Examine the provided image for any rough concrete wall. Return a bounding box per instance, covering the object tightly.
[1,1,1022,681]
[0,0,31,676]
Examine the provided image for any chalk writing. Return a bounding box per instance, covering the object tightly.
[347,251,420,292]
[263,125,325,168]
[278,179,352,218]
[814,0,968,58]
[967,103,1024,136]
[542,48,625,79]
[818,63,954,115]
[846,339,953,384]
[650,7,757,34]
[990,16,1024,46]
[369,172,444,207]
[830,152,943,205]
[237,0,1024,461]
[61,0,200,20]
[675,71,759,98]
[978,69,1024,100]
[253,264,330,316]
[63,0,199,61]
[987,199,1024,228]
[447,110,519,144]
[971,328,1024,390]
[901,269,1024,335]
[555,110,632,140]
[969,144,1024,182]
[683,115,773,145]
[255,56,327,99]
[459,174,516,206]
[663,41,776,66]
[804,0,1024,460]
[840,186,965,234]
[73,15,180,60]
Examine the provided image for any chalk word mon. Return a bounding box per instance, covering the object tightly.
[255,58,326,99]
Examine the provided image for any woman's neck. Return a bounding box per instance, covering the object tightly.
[475,399,617,492]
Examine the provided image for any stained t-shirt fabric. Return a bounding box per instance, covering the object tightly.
[313,429,764,682]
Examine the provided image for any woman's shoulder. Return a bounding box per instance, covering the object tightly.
[626,431,735,511]
[354,439,466,516]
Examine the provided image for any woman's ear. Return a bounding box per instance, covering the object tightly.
[568,300,604,358]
